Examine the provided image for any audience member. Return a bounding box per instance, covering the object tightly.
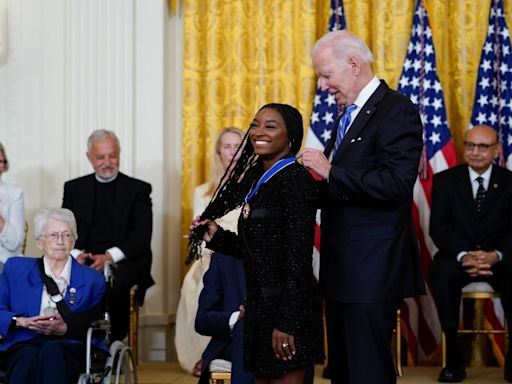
[0,207,105,384]
[0,142,26,272]
[195,252,253,384]
[429,124,512,383]
[62,129,154,341]
[175,127,243,375]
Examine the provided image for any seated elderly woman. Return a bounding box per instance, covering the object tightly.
[0,207,106,384]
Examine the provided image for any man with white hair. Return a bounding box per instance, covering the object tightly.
[300,30,424,384]
[62,129,154,342]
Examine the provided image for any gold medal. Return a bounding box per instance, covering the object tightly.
[242,203,250,219]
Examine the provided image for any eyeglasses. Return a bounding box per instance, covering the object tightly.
[0,160,7,165]
[42,232,74,242]
[463,141,498,153]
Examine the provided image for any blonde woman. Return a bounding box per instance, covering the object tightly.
[175,127,243,375]
[0,142,26,272]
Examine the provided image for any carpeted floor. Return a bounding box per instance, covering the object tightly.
[136,363,506,384]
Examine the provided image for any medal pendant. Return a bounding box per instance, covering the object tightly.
[242,203,250,219]
[43,306,55,316]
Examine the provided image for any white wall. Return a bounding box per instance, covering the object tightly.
[0,0,183,361]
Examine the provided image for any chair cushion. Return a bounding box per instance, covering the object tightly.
[461,282,495,293]
[209,359,231,373]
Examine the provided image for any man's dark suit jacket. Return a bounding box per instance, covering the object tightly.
[62,172,154,301]
[320,80,425,303]
[430,164,512,260]
[195,253,253,384]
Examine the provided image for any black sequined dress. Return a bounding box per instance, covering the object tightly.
[207,161,324,377]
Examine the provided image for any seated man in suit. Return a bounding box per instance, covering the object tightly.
[195,252,254,384]
[62,129,154,341]
[430,125,512,383]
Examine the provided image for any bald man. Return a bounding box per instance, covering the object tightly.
[430,125,512,382]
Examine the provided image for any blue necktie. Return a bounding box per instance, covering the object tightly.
[334,104,357,153]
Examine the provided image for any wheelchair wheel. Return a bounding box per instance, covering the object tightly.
[106,340,138,384]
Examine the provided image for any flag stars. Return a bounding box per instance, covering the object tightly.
[479,77,491,89]
[321,111,335,125]
[325,93,336,107]
[432,98,443,110]
[481,59,492,72]
[429,131,441,145]
[484,41,493,54]
[431,115,442,128]
[310,111,319,124]
[477,94,489,107]
[313,94,321,106]
[321,129,331,143]
[476,112,487,125]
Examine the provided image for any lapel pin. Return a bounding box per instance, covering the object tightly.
[69,287,76,305]
[493,183,498,189]
[365,110,371,115]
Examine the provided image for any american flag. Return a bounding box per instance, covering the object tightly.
[305,0,346,281]
[396,0,458,364]
[469,0,512,364]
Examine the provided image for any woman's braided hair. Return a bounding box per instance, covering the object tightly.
[186,103,304,264]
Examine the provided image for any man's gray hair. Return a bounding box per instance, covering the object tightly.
[312,30,374,64]
[87,129,120,152]
[34,207,78,240]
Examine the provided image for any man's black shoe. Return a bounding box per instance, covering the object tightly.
[505,364,512,383]
[438,366,466,382]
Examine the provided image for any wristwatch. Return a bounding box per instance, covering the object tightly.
[10,315,20,330]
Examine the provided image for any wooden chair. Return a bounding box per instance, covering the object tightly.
[21,221,28,255]
[441,282,507,367]
[209,359,231,384]
[128,285,139,365]
[395,308,403,376]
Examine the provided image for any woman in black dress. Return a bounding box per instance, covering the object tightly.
[188,103,324,383]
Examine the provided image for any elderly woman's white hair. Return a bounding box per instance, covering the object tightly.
[33,207,78,240]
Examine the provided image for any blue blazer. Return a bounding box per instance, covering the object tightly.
[195,253,253,384]
[0,256,105,351]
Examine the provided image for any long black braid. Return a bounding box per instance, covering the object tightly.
[186,103,304,264]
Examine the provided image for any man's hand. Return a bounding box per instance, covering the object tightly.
[89,253,114,272]
[298,148,332,181]
[76,252,92,264]
[461,250,498,277]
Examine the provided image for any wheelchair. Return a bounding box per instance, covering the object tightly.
[77,261,138,384]
[0,261,138,384]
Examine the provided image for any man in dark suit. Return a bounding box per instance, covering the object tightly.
[62,129,154,341]
[429,124,512,383]
[300,30,424,384]
[195,252,253,384]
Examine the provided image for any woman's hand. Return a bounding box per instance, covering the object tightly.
[25,311,68,336]
[187,216,219,242]
[272,328,295,361]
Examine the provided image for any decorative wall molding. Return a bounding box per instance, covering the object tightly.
[66,0,135,177]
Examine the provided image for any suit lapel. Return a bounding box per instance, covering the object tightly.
[82,175,96,229]
[334,80,387,160]
[480,166,502,215]
[456,166,478,215]
[27,260,44,315]
[66,259,86,309]
[324,114,342,158]
[113,173,127,238]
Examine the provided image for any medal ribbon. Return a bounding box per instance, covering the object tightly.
[244,157,297,205]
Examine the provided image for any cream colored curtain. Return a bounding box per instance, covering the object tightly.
[181,0,512,271]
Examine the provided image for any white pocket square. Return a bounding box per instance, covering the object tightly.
[350,137,363,143]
